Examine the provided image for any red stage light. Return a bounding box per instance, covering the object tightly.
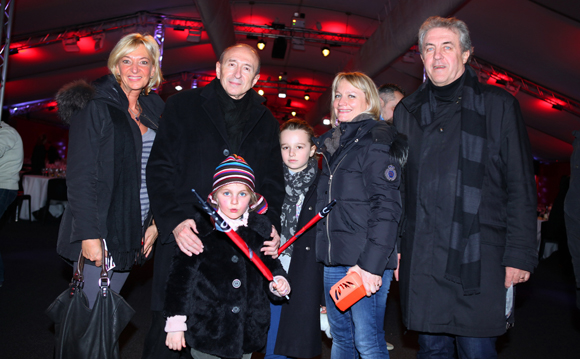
[77,37,94,52]
[319,21,357,35]
[237,15,271,26]
[8,46,42,60]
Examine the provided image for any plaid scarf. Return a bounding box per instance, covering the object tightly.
[421,67,487,295]
[280,158,318,257]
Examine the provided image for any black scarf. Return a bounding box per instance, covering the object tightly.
[280,157,318,257]
[420,67,487,295]
[105,105,142,271]
[215,78,252,153]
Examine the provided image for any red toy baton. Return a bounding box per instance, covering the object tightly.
[192,189,273,281]
[278,199,337,255]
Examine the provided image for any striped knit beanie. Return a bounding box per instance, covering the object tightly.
[208,155,268,214]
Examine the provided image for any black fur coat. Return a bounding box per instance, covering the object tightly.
[163,211,287,358]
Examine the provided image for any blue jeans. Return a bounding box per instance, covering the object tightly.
[324,266,393,359]
[0,189,17,284]
[264,302,289,359]
[418,333,497,359]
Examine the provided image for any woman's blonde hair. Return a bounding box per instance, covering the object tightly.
[330,72,381,125]
[107,33,163,95]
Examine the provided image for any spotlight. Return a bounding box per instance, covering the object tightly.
[291,111,297,117]
[552,104,563,111]
[478,71,490,83]
[258,89,265,96]
[187,29,202,43]
[257,39,266,50]
[495,79,507,86]
[304,90,310,101]
[321,46,330,57]
[286,99,292,107]
[191,80,198,89]
[175,85,183,91]
[505,83,520,96]
[292,12,305,28]
[62,36,80,52]
[93,33,105,51]
[278,72,287,82]
[292,38,305,51]
[323,118,331,126]
[278,88,287,98]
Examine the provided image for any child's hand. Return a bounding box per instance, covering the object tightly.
[166,331,186,351]
[270,275,290,297]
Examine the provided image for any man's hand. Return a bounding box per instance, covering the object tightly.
[505,267,530,288]
[82,239,105,266]
[261,225,281,259]
[348,265,382,297]
[142,221,158,258]
[173,219,203,256]
[394,253,401,281]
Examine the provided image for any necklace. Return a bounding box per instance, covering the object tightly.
[128,100,141,124]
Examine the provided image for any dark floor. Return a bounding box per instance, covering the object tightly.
[0,218,579,359]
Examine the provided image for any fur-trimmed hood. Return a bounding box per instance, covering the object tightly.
[55,74,129,124]
[55,79,95,124]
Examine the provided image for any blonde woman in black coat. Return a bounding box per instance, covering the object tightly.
[56,33,164,308]
[314,72,407,359]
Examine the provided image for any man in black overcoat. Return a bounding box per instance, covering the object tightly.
[142,43,284,359]
[565,130,580,309]
[394,17,537,358]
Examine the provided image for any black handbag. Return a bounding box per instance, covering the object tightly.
[46,239,135,359]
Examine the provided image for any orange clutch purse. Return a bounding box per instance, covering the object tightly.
[329,272,366,311]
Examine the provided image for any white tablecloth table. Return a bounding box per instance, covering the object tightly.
[19,175,66,221]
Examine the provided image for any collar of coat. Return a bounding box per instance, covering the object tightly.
[199,78,269,148]
[400,65,486,124]
[314,114,377,152]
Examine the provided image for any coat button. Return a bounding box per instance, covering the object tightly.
[232,279,241,288]
[305,246,310,251]
[232,306,240,313]
[308,206,313,211]
[223,149,230,156]
[439,127,444,132]
[231,255,239,263]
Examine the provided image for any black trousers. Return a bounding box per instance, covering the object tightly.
[142,310,193,359]
[565,213,580,309]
